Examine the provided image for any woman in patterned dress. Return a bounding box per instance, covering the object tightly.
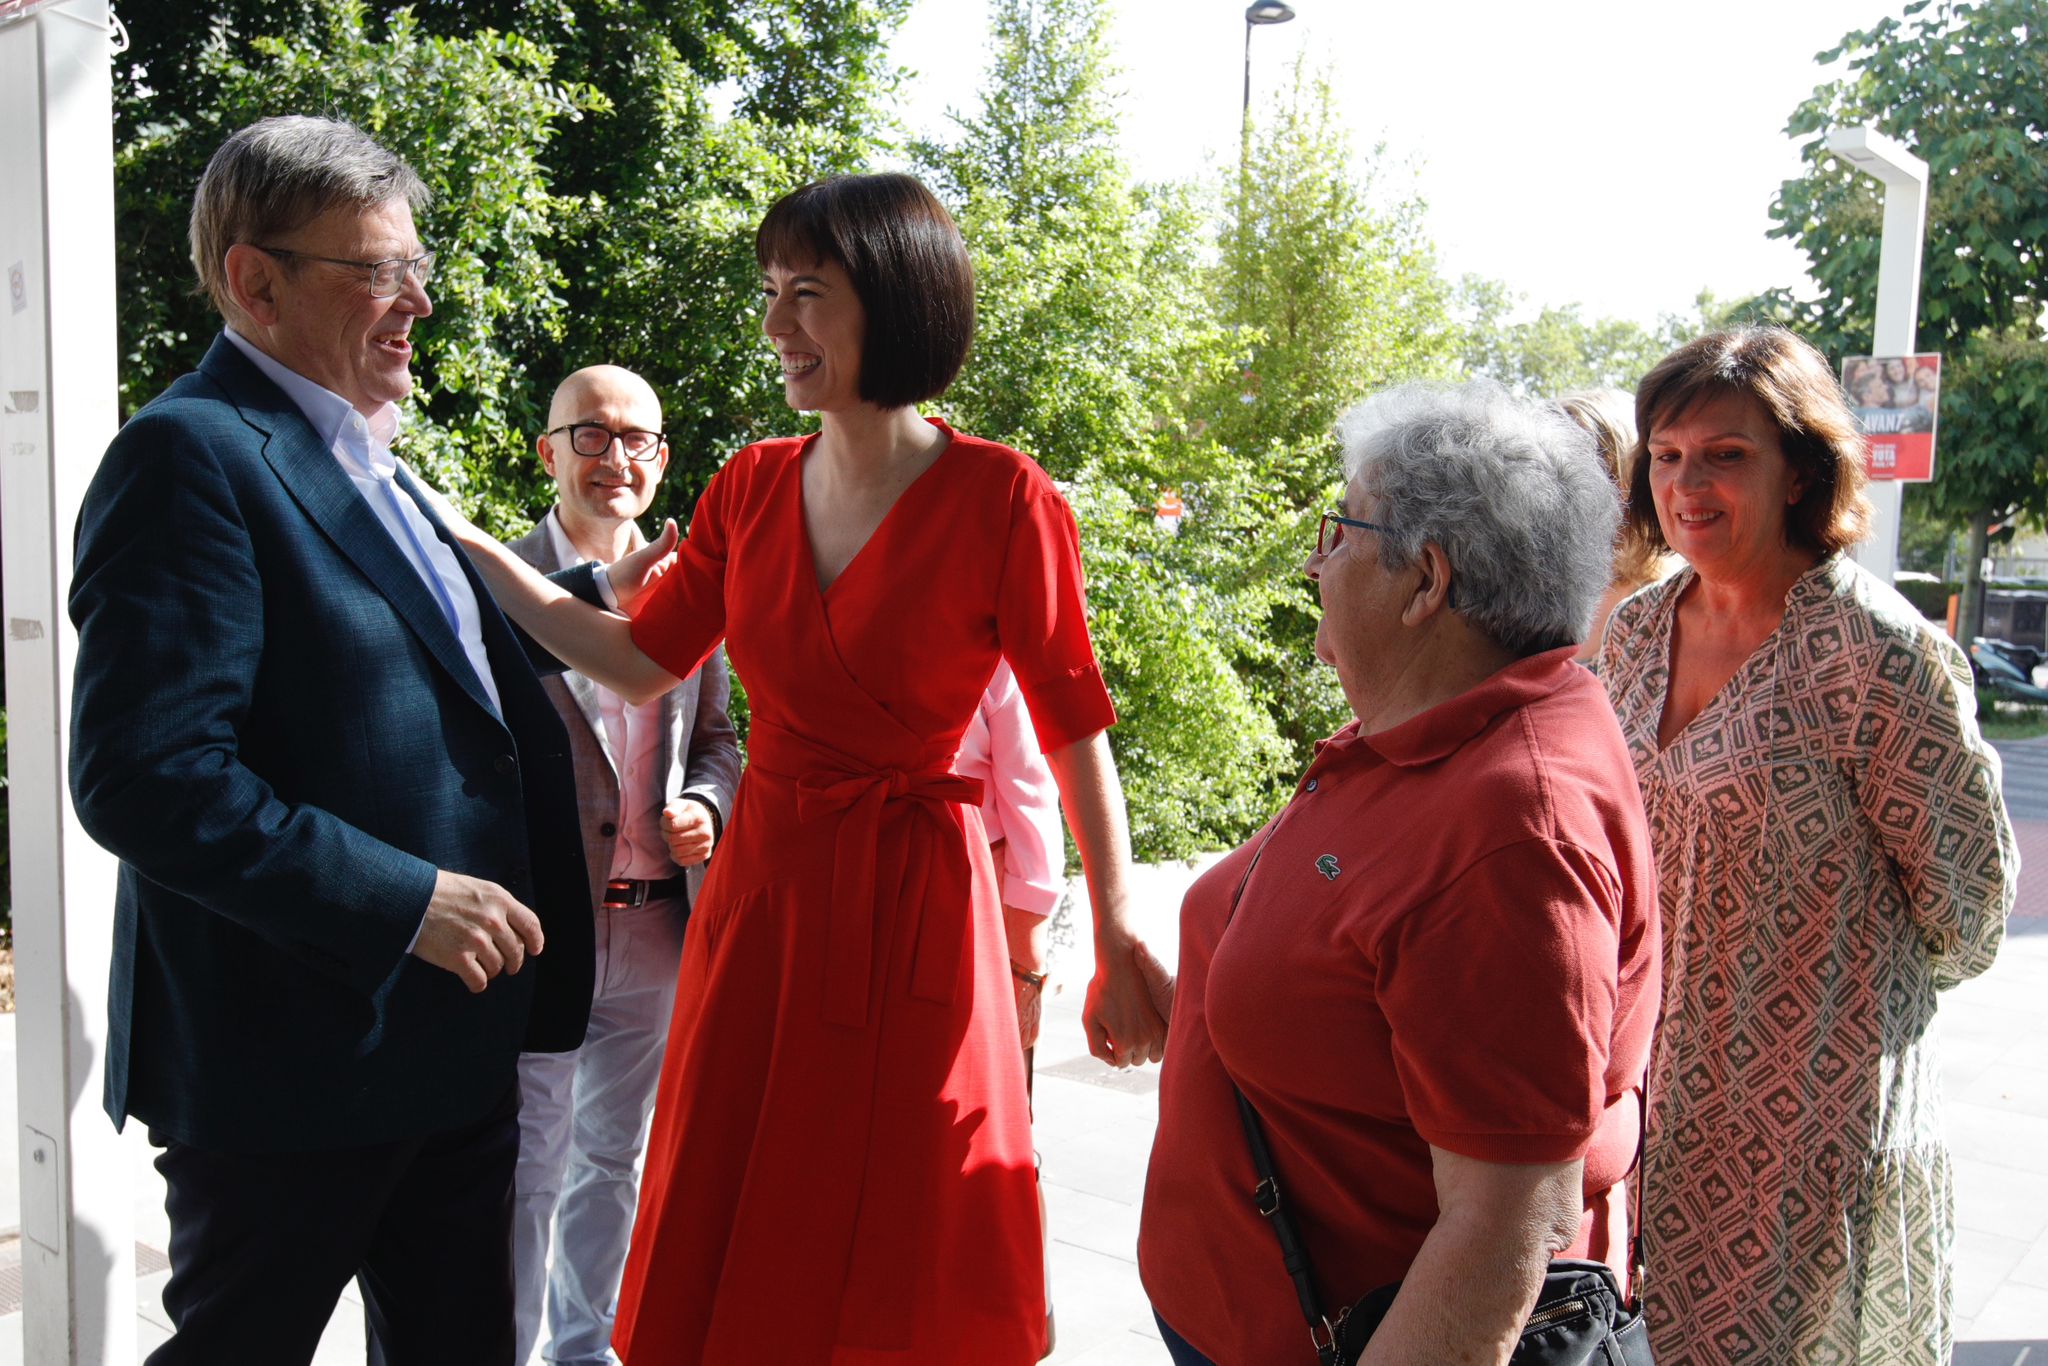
[1598,327,2016,1363]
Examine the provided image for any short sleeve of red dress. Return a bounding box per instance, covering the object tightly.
[628,450,739,682]
[995,475,1116,754]
[1377,839,1625,1165]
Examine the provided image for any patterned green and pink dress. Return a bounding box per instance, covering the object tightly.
[1601,554,2016,1365]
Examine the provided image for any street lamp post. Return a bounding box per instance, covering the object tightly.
[1241,1,1297,166]
[1825,125,1928,588]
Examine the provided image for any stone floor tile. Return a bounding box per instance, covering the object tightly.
[135,1268,171,1331]
[1053,1331,1172,1365]
[1957,1226,2035,1320]
[2001,1229,2048,1292]
[1043,1239,1161,1364]
[1043,1180,1142,1264]
[1958,1159,2048,1243]
[1950,1103,2048,1176]
[1969,1283,2048,1342]
[1961,1065,2048,1124]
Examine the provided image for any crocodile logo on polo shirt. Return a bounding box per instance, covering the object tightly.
[1315,854,1340,880]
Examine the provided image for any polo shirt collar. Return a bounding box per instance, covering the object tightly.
[1358,645,1582,768]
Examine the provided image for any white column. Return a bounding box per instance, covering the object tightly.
[1827,126,1927,587]
[0,2,134,1362]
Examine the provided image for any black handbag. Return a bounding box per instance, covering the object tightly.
[1231,1083,1654,1365]
[1216,823,1656,1366]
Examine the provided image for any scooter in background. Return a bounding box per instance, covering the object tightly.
[1968,637,2048,704]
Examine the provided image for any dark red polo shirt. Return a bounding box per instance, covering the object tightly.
[1138,647,1660,1363]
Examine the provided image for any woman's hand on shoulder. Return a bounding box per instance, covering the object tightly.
[607,519,680,616]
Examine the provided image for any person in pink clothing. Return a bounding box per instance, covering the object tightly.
[956,657,1065,1353]
[956,658,1065,1052]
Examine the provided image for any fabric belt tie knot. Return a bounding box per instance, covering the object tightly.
[790,759,984,1028]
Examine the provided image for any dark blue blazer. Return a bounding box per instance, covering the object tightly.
[69,335,594,1152]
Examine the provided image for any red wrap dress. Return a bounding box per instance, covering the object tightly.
[611,421,1116,1364]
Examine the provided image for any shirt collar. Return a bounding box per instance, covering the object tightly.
[542,508,579,570]
[1358,645,1584,769]
[223,327,401,477]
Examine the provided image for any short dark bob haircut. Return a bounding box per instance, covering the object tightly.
[755,173,974,410]
[1626,326,1871,557]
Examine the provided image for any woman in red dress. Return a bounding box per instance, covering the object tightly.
[444,173,1169,1363]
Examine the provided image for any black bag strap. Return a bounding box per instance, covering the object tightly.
[1215,811,1653,1366]
[1231,1080,1343,1364]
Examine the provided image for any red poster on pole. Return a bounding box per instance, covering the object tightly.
[1842,353,1941,482]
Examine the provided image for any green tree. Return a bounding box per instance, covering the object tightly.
[116,1,605,532]
[1770,0,2048,638]
[1208,59,1463,752]
[112,0,910,530]
[919,0,1295,857]
[1213,58,1459,498]
[1456,281,1770,397]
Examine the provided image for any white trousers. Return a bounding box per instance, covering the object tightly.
[512,896,687,1366]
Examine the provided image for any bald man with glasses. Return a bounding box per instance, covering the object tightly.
[505,366,739,1366]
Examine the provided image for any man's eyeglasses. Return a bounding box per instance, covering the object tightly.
[253,246,435,298]
[1316,512,1389,556]
[546,424,666,462]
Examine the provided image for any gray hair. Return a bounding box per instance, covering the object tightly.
[189,115,429,321]
[1337,380,1618,657]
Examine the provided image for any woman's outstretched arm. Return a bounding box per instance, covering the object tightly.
[420,475,683,704]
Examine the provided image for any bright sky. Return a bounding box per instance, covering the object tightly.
[890,0,1918,328]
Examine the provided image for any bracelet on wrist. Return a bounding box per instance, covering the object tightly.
[1010,960,1048,990]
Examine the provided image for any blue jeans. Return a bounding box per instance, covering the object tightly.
[1155,1310,1221,1366]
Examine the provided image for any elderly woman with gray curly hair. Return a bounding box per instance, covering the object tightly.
[1139,380,1662,1365]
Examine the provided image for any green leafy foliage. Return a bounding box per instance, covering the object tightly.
[107,0,1489,861]
[113,0,906,534]
[1206,59,1462,751]
[1768,0,2048,637]
[1455,283,1761,397]
[917,0,1295,856]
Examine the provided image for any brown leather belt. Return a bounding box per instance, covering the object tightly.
[601,876,687,910]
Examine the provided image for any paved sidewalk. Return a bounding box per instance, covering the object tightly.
[4,839,2048,1362]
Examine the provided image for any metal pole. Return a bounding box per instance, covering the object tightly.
[1240,17,1253,172]
[0,1,133,1360]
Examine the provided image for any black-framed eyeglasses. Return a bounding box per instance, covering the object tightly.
[1316,511,1388,556]
[252,246,435,298]
[546,424,666,461]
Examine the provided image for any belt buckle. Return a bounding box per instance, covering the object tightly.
[602,879,643,910]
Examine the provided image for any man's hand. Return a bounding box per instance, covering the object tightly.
[661,798,716,867]
[411,869,546,993]
[608,520,680,616]
[1083,933,1170,1068]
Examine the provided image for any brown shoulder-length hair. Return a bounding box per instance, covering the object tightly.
[755,173,974,410]
[1625,326,1872,556]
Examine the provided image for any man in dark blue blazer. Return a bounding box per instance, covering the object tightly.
[69,116,621,1365]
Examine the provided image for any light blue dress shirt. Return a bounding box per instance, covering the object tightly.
[223,328,502,716]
